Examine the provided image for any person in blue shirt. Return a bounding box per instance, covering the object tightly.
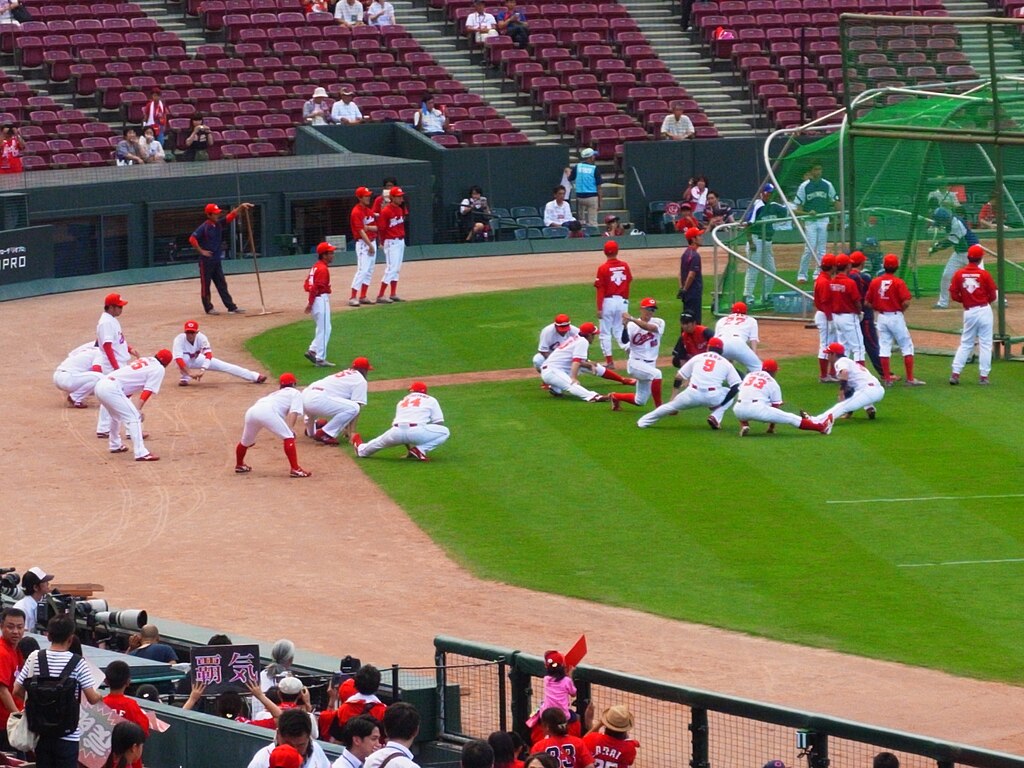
[568,148,602,227]
[127,624,178,664]
[496,0,528,47]
[189,201,253,315]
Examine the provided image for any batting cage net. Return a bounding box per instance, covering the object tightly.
[714,15,1024,347]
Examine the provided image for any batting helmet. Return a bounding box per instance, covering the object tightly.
[933,206,952,223]
[640,297,658,309]
[850,250,866,266]
[409,381,428,394]
[603,240,619,256]
[762,359,778,375]
[155,349,172,367]
[967,244,984,262]
[825,342,845,356]
[579,321,598,336]
[554,313,571,328]
[731,301,747,314]
[761,183,775,194]
[821,253,836,270]
[355,186,372,198]
[707,336,724,352]
[883,254,900,270]
[280,372,297,387]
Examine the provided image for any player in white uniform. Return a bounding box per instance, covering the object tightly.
[352,381,449,461]
[172,320,266,386]
[814,342,885,422]
[302,356,371,445]
[235,373,311,477]
[538,322,611,402]
[94,292,137,437]
[714,302,762,373]
[53,342,102,408]
[535,314,635,394]
[93,350,171,461]
[611,297,664,410]
[637,338,741,428]
[733,359,833,436]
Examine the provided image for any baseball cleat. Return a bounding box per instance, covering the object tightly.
[979,376,990,385]
[229,308,246,313]
[255,374,267,384]
[949,373,960,385]
[610,397,621,411]
[739,424,749,437]
[540,383,551,390]
[766,423,776,434]
[796,275,808,283]
[588,394,610,402]
[819,375,839,383]
[235,464,252,473]
[406,447,428,461]
[390,295,404,302]
[136,454,159,462]
[96,432,109,438]
[348,299,360,307]
[799,410,810,419]
[359,297,373,304]
[110,446,129,453]
[316,432,340,446]
[376,296,393,304]
[315,359,336,367]
[548,388,563,397]
[866,406,876,420]
[303,350,317,364]
[350,433,363,452]
[821,413,834,435]
[66,395,87,408]
[932,303,949,309]
[707,415,721,430]
[290,467,311,477]
[205,309,220,315]
[623,377,638,386]
[179,379,190,386]
[904,378,926,386]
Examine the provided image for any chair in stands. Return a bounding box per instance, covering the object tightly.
[77,151,107,167]
[500,132,529,145]
[542,226,569,238]
[249,142,278,157]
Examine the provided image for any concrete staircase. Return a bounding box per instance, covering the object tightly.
[138,0,209,51]
[624,0,760,135]
[940,0,1024,78]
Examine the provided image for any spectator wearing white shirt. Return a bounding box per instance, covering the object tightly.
[304,87,333,125]
[13,567,53,633]
[660,102,695,140]
[248,710,331,768]
[363,704,422,768]
[367,0,395,25]
[465,0,498,44]
[412,95,447,136]
[335,0,364,25]
[543,186,576,227]
[331,88,363,125]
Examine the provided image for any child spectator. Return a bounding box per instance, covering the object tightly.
[582,706,638,768]
[101,722,147,768]
[319,664,388,742]
[103,662,151,747]
[673,202,701,233]
[537,652,575,721]
[531,709,594,768]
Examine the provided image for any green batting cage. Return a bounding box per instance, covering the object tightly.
[713,14,1024,352]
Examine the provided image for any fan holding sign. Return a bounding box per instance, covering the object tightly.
[526,636,588,739]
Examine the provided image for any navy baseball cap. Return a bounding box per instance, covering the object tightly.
[762,183,775,193]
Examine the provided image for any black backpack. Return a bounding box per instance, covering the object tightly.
[24,652,82,737]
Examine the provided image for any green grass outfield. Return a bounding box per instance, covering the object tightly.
[249,287,1024,683]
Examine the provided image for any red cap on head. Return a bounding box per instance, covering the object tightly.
[603,240,619,256]
[821,254,836,269]
[184,320,199,332]
[836,254,851,268]
[883,254,899,269]
[409,381,428,394]
[967,244,984,262]
[850,251,865,266]
[826,342,845,356]
[389,186,404,197]
[104,292,128,308]
[684,227,704,240]
[355,186,372,198]
[762,359,778,375]
[269,745,303,768]
[204,203,222,216]
[351,356,374,371]
[579,321,597,336]
[544,650,565,668]
[731,301,747,314]
[155,349,172,367]
[280,372,297,387]
[707,336,724,352]
[554,313,571,327]
[316,242,337,256]
[640,297,657,309]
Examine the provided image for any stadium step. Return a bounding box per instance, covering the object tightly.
[940,0,1024,77]
[135,0,208,51]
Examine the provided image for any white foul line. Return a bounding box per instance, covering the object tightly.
[825,493,1024,505]
[897,557,1024,568]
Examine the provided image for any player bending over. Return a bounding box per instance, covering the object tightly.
[733,359,832,436]
[637,337,739,429]
[812,342,884,424]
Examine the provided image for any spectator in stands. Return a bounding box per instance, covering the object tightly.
[0,608,25,752]
[523,754,558,768]
[101,722,147,768]
[260,639,297,693]
[459,185,491,242]
[0,0,26,26]
[874,754,899,768]
[139,126,166,164]
[660,103,694,141]
[487,733,520,768]
[330,715,382,764]
[496,0,528,48]
[0,123,25,174]
[466,0,498,44]
[543,186,576,228]
[582,706,637,768]
[531,709,594,768]
[183,680,281,722]
[331,87,364,125]
[603,215,625,237]
[335,0,365,25]
[208,633,233,645]
[977,190,999,229]
[183,114,214,162]
[363,703,421,768]
[102,660,151,766]
[412,95,447,136]
[684,175,709,218]
[304,87,333,126]
[463,741,495,768]
[569,148,602,227]
[247,709,331,768]
[134,685,160,702]
[367,0,395,25]
[672,201,700,233]
[254,678,319,737]
[142,89,168,144]
[702,191,733,228]
[116,128,145,166]
[13,566,54,633]
[127,624,178,663]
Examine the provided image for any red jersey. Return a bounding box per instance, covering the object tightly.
[813,273,832,315]
[350,202,378,244]
[533,735,594,768]
[594,258,632,309]
[379,202,406,241]
[828,273,861,313]
[306,258,331,305]
[582,732,638,768]
[950,264,997,309]
[0,137,23,173]
[865,273,911,313]
[103,693,150,768]
[319,697,387,740]
[0,640,23,729]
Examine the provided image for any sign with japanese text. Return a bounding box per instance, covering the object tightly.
[78,702,124,768]
[188,644,260,695]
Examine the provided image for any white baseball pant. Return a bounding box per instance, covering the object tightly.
[815,311,835,359]
[798,216,829,279]
[733,399,802,428]
[240,403,296,446]
[351,240,377,289]
[638,384,733,427]
[817,382,884,420]
[95,358,119,434]
[937,251,968,307]
[538,359,607,393]
[540,366,600,401]
[358,423,450,456]
[832,313,864,362]
[599,295,628,357]
[94,378,151,459]
[626,357,662,406]
[876,312,914,356]
[382,239,405,283]
[744,236,776,300]
[308,294,331,361]
[53,369,101,404]
[720,338,761,373]
[301,388,360,438]
[952,304,993,376]
[181,357,261,384]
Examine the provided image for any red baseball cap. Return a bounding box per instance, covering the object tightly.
[184,320,199,332]
[707,336,724,352]
[280,372,297,386]
[389,186,405,197]
[104,292,128,307]
[762,359,778,375]
[409,381,428,393]
[967,244,984,261]
[316,242,337,256]
[205,203,222,216]
[355,186,372,198]
[826,342,845,356]
[603,240,618,256]
[684,227,704,240]
[155,349,172,367]
[821,253,836,269]
[850,251,865,266]
[554,313,571,327]
[269,745,303,768]
[883,254,899,269]
[836,254,851,268]
[351,356,374,371]
[579,321,597,335]
[640,297,657,309]
[544,650,565,668]
[731,301,747,314]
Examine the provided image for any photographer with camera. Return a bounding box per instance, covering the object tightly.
[14,567,55,633]
[0,123,26,174]
[183,114,214,162]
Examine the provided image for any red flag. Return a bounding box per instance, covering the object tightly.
[564,634,588,668]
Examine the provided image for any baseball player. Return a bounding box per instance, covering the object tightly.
[671,312,713,367]
[539,322,611,402]
[93,350,172,461]
[813,342,884,422]
[235,372,311,477]
[637,337,740,429]
[734,359,833,436]
[713,302,761,374]
[794,161,840,282]
[376,186,406,303]
[829,255,864,363]
[189,202,252,315]
[677,227,703,323]
[172,320,266,386]
[54,342,101,408]
[930,206,979,309]
[94,292,137,438]
[302,356,371,445]
[865,254,925,386]
[535,314,635,393]
[813,254,837,381]
[351,381,449,461]
[611,298,664,410]
[348,187,378,306]
[304,242,337,367]
[594,240,632,367]
[949,244,997,385]
[743,184,787,304]
[849,251,884,377]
